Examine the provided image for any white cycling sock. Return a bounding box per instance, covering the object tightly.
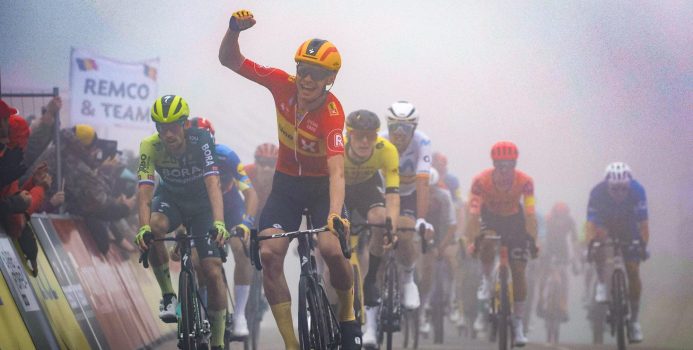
[234,285,250,320]
[513,301,526,321]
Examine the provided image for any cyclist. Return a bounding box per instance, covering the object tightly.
[244,143,278,217]
[219,10,361,349]
[341,109,400,346]
[431,151,467,326]
[135,95,230,350]
[419,167,459,334]
[380,100,434,311]
[187,117,259,337]
[586,162,649,343]
[536,202,578,322]
[465,141,538,346]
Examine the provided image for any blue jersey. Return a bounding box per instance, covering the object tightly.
[587,180,648,239]
[215,144,253,193]
[215,144,253,226]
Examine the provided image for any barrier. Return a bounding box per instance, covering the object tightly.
[0,259,35,349]
[0,231,59,349]
[0,214,177,349]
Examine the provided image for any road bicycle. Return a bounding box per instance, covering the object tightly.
[589,237,643,350]
[249,210,350,350]
[140,229,228,350]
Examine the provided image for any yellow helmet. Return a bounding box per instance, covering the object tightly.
[151,95,189,124]
[294,39,341,71]
[73,124,97,147]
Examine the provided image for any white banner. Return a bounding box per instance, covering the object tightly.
[69,47,159,129]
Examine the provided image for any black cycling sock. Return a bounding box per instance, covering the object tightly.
[365,254,382,284]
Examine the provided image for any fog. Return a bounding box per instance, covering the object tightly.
[2,0,691,347]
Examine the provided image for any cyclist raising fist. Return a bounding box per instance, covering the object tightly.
[220,10,361,350]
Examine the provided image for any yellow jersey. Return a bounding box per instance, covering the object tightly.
[344,136,400,193]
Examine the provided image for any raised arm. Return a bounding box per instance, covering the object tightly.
[219,10,256,71]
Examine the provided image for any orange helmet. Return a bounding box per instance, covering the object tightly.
[294,39,341,71]
[491,141,519,161]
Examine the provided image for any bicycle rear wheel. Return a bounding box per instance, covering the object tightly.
[612,269,628,350]
[546,276,562,344]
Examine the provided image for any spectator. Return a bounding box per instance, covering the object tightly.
[25,96,61,168]
[29,123,133,253]
[0,99,48,275]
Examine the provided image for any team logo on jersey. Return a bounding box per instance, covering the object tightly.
[327,129,345,153]
[327,102,339,116]
[300,138,319,153]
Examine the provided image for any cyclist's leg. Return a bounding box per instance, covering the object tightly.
[191,208,227,348]
[224,191,253,334]
[149,193,182,300]
[257,174,303,350]
[625,260,642,321]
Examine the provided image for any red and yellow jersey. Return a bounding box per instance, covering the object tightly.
[468,169,535,217]
[237,59,345,177]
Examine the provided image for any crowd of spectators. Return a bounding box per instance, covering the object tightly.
[1,96,139,275]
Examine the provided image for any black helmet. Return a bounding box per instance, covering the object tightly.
[346,109,380,131]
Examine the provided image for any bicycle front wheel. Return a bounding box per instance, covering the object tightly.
[612,269,628,350]
[179,271,202,350]
[498,267,511,350]
[298,277,329,350]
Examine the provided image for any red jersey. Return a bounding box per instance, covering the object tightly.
[238,59,345,177]
[468,169,535,217]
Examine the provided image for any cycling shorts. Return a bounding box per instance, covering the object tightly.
[152,188,220,259]
[400,190,418,219]
[480,208,532,262]
[258,171,334,232]
[223,189,245,227]
[345,174,385,219]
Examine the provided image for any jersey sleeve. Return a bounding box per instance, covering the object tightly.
[198,132,220,178]
[632,181,648,222]
[137,137,157,187]
[237,58,291,90]
[468,176,484,216]
[522,177,536,215]
[586,186,604,225]
[323,98,345,157]
[416,132,432,179]
[380,140,400,193]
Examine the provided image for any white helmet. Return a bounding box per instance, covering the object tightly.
[604,162,632,185]
[386,101,419,124]
[428,168,440,186]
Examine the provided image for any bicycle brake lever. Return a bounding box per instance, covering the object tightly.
[139,250,150,269]
[249,229,263,270]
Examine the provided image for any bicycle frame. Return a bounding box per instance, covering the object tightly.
[249,212,349,350]
[481,235,514,350]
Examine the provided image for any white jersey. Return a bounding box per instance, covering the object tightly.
[380,129,432,196]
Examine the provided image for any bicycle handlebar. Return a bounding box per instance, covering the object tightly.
[249,220,350,271]
[139,228,233,269]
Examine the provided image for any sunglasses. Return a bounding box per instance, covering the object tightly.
[256,157,277,168]
[608,184,630,194]
[156,120,186,134]
[388,122,416,135]
[350,131,378,142]
[296,64,332,81]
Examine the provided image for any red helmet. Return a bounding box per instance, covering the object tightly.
[552,202,570,216]
[254,143,278,160]
[491,141,518,161]
[188,117,215,136]
[432,152,448,168]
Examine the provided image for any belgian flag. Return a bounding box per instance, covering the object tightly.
[76,58,97,71]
